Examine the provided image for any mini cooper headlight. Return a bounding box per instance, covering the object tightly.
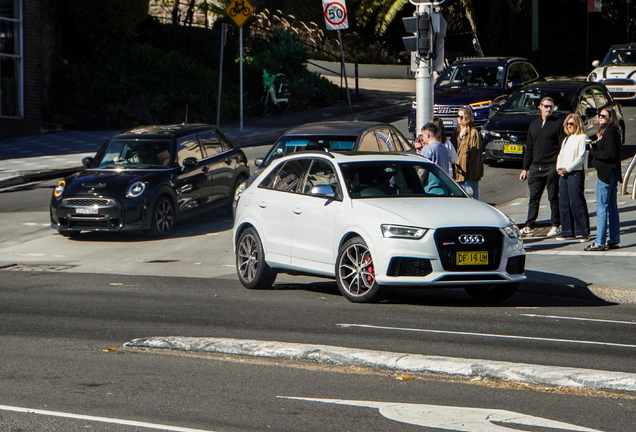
[53,180,65,198]
[381,224,427,239]
[126,181,146,198]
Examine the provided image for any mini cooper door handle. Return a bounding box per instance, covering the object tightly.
[259,201,267,208]
[293,207,302,215]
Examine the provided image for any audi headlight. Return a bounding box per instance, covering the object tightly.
[381,224,427,239]
[126,181,146,198]
[503,221,521,239]
[588,72,597,81]
[470,100,492,110]
[53,180,65,198]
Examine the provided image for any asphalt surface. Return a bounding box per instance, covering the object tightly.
[2,77,636,395]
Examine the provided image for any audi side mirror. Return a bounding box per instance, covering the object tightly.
[310,185,336,198]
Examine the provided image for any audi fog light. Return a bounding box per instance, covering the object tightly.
[381,224,427,239]
[54,180,65,198]
[127,181,146,198]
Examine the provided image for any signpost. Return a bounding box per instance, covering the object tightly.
[226,0,255,131]
[322,0,352,111]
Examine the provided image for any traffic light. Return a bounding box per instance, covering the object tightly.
[418,12,430,55]
[402,13,430,56]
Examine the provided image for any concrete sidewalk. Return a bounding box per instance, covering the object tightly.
[1,77,635,303]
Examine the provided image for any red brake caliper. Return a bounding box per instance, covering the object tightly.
[365,256,374,283]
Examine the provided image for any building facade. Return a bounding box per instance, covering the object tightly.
[1,0,42,139]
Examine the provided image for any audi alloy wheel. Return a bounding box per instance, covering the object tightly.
[336,236,386,303]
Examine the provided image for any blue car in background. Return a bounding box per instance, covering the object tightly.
[408,57,542,136]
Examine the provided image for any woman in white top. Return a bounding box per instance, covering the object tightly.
[556,113,590,241]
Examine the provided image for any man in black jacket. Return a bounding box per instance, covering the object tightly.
[519,97,566,236]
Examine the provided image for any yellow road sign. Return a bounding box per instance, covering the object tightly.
[226,0,254,28]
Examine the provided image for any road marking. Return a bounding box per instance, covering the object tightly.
[522,314,636,325]
[278,397,601,431]
[0,405,216,432]
[337,323,636,349]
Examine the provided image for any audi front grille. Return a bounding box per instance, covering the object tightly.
[434,228,503,271]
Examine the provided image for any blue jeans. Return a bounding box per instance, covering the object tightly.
[595,170,620,246]
[458,180,479,200]
[559,170,590,237]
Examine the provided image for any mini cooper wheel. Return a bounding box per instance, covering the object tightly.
[464,283,519,303]
[149,196,174,237]
[336,236,386,303]
[236,227,276,289]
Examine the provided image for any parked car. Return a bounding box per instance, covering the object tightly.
[254,121,415,172]
[587,43,636,101]
[481,80,625,164]
[50,124,250,238]
[408,57,542,136]
[233,151,526,303]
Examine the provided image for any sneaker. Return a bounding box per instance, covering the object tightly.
[584,242,608,252]
[577,235,591,243]
[546,226,561,237]
[556,236,575,241]
[520,226,534,236]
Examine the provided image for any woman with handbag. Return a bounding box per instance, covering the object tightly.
[451,107,483,199]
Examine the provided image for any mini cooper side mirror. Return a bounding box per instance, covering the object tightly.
[182,157,198,168]
[584,107,598,120]
[592,60,600,68]
[254,158,263,168]
[82,157,94,167]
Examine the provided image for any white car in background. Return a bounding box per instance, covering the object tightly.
[588,43,636,100]
[233,152,526,303]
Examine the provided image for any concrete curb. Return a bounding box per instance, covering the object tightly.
[518,281,636,304]
[0,165,83,190]
[125,336,636,394]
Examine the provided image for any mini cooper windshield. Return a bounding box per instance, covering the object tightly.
[499,89,576,114]
[263,135,357,167]
[339,160,466,198]
[93,139,173,169]
[601,49,636,66]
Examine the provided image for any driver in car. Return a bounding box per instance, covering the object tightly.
[129,145,160,165]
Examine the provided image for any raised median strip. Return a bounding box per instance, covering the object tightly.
[125,336,636,394]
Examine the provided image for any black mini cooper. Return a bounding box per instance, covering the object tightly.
[50,124,250,237]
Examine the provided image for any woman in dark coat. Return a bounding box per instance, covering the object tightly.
[585,108,622,251]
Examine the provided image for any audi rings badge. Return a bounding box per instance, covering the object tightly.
[458,234,485,245]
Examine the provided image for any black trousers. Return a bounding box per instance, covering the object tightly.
[559,170,590,237]
[525,164,560,228]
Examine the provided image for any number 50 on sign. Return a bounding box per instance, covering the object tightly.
[322,0,349,31]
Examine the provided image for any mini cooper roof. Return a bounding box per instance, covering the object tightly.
[111,124,216,140]
[280,121,398,137]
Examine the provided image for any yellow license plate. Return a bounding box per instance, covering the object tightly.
[504,145,523,154]
[457,251,489,265]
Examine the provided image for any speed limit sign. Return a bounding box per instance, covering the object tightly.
[322,0,349,30]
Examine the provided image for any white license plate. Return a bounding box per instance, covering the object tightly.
[76,207,98,214]
[608,87,623,92]
[443,120,454,126]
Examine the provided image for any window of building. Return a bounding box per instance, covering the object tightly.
[0,0,22,118]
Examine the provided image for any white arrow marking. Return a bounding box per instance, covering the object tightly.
[278,397,603,432]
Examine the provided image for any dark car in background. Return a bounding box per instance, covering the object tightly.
[254,121,415,172]
[50,124,250,238]
[408,57,542,136]
[481,80,625,163]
